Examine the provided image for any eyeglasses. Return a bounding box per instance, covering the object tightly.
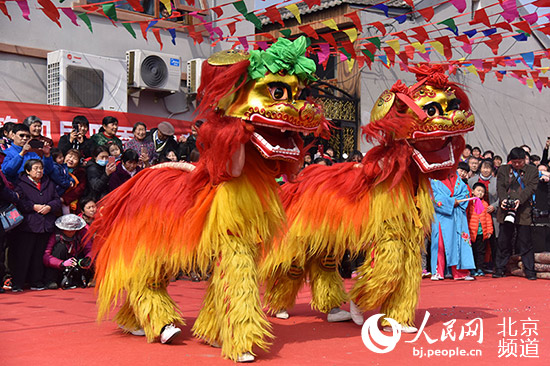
[17,134,31,139]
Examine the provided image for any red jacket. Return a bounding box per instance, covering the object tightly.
[467,200,494,241]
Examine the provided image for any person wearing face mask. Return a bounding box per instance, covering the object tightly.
[108,149,142,192]
[61,149,87,214]
[84,146,116,201]
[90,116,123,152]
[494,147,538,280]
[124,122,154,167]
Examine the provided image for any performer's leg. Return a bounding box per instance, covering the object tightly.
[379,238,421,329]
[262,261,306,315]
[197,238,272,361]
[192,265,222,345]
[349,237,404,315]
[309,255,347,314]
[121,277,185,343]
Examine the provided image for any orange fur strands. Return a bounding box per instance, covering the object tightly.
[360,108,415,190]
[195,60,250,120]
[196,112,251,185]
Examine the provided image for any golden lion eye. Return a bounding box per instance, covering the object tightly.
[423,102,443,117]
[268,82,290,101]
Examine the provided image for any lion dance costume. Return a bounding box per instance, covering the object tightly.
[90,37,327,361]
[261,65,475,331]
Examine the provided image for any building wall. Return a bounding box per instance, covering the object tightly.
[358,1,550,157]
[0,0,217,122]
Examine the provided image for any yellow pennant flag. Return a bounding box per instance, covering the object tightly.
[465,65,478,76]
[411,42,426,53]
[385,39,400,54]
[160,0,171,13]
[540,67,549,74]
[430,41,445,57]
[322,19,339,31]
[527,79,534,88]
[347,58,355,72]
[286,4,301,24]
[343,28,357,43]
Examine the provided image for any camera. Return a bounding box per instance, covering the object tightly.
[503,196,517,224]
[61,257,91,289]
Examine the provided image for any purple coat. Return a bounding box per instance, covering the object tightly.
[43,229,92,269]
[108,163,142,192]
[15,174,61,233]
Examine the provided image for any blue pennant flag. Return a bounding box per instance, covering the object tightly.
[463,29,477,38]
[168,29,176,45]
[395,14,407,24]
[372,4,389,17]
[513,33,528,41]
[521,52,535,69]
[482,28,497,36]
[145,20,158,33]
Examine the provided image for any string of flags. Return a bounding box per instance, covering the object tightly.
[1,0,549,89]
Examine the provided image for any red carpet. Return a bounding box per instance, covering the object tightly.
[1,276,548,366]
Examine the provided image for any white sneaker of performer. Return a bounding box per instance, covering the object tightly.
[275,310,289,319]
[236,352,255,362]
[349,300,364,326]
[327,307,352,322]
[160,323,181,344]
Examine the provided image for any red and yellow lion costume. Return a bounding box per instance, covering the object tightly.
[90,37,327,361]
[261,65,475,330]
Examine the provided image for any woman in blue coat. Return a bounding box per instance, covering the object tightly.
[430,173,476,281]
[10,159,61,292]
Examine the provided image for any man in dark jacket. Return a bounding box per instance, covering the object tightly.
[146,121,179,163]
[494,147,538,280]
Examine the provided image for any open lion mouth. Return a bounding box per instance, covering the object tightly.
[409,134,458,173]
[248,112,316,161]
[250,124,301,161]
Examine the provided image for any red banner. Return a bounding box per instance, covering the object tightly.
[0,101,193,145]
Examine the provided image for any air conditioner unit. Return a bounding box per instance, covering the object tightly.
[47,50,127,112]
[127,50,182,92]
[187,58,206,94]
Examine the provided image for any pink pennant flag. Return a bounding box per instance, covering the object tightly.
[501,0,518,23]
[450,0,466,13]
[318,43,330,65]
[419,51,431,62]
[523,13,538,25]
[535,80,543,92]
[398,61,409,72]
[238,36,249,51]
[339,52,348,62]
[60,7,79,27]
[16,0,30,21]
[212,27,223,39]
[257,41,269,50]
[471,59,483,71]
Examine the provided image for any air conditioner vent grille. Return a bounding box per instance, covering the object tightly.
[66,65,104,108]
[47,62,60,105]
[141,55,168,88]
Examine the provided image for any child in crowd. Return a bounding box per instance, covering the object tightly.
[466,183,494,276]
[43,214,92,289]
[50,148,75,198]
[78,197,97,229]
[107,142,122,163]
[61,149,87,214]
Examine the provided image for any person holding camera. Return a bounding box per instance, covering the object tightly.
[43,214,92,289]
[1,124,53,185]
[494,147,538,280]
[58,115,93,158]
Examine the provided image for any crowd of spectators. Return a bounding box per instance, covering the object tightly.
[0,115,201,293]
[423,143,550,281]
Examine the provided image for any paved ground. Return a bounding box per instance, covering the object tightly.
[1,276,548,365]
